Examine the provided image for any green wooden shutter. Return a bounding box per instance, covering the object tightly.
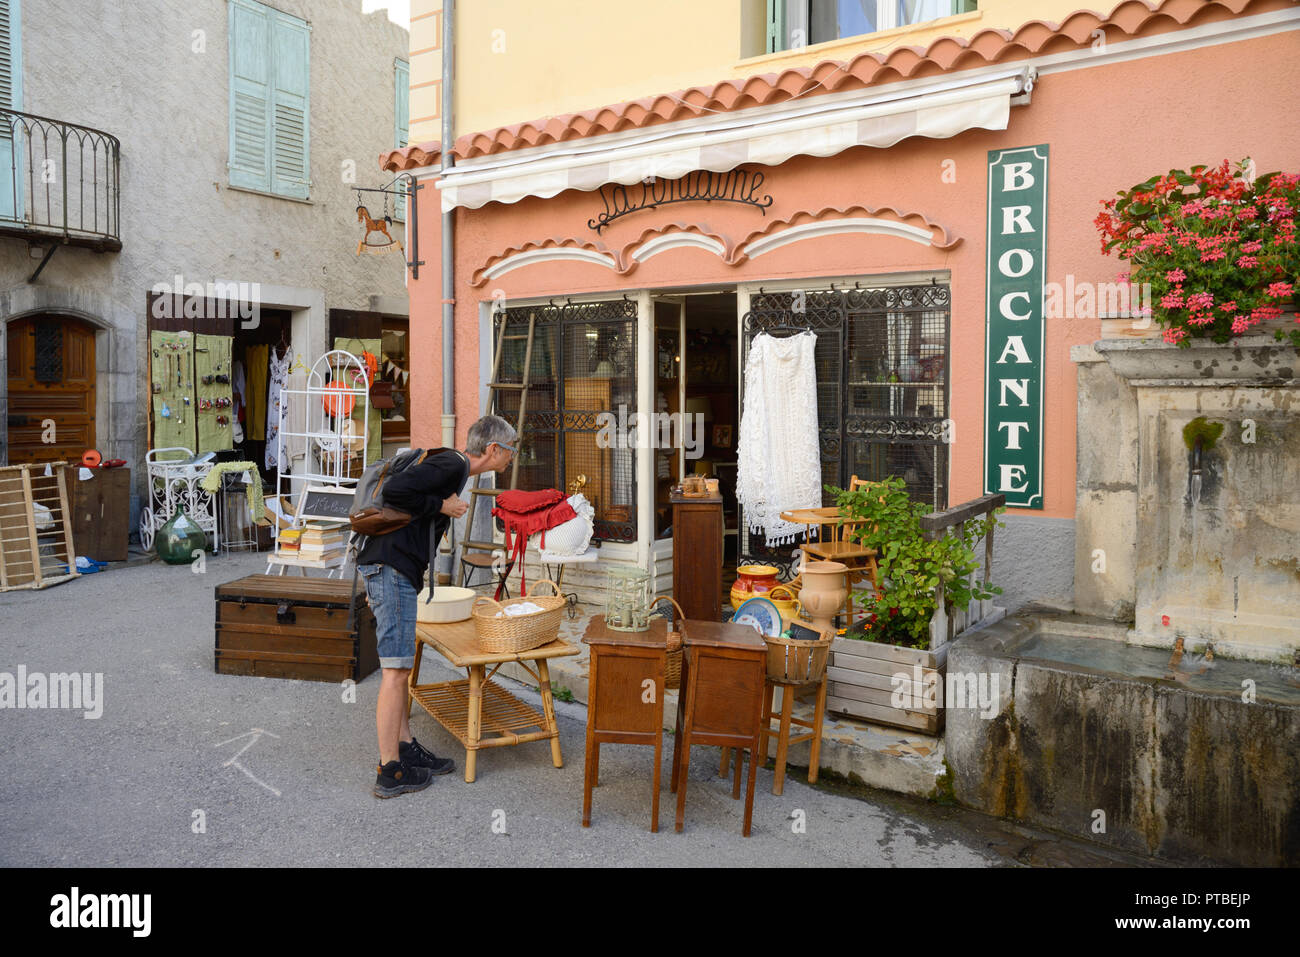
[0,0,21,221]
[269,10,310,200]
[228,0,272,192]
[394,58,409,221]
[766,0,786,53]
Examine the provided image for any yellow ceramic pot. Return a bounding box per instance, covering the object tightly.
[768,584,803,630]
[730,564,780,611]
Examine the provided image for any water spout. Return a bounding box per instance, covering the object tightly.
[1187,437,1204,507]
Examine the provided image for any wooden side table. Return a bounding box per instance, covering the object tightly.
[670,620,768,836]
[410,619,579,782]
[671,491,722,621]
[581,616,673,831]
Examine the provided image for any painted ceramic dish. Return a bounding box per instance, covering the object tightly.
[732,596,783,638]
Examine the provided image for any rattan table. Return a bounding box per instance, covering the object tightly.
[410,619,580,783]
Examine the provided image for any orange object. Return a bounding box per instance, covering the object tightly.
[80,449,102,468]
[360,350,379,383]
[730,564,781,611]
[322,381,355,417]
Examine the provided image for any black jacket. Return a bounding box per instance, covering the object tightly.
[356,449,470,593]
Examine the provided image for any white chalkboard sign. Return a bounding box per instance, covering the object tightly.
[297,485,355,522]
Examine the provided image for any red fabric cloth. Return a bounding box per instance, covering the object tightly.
[492,489,576,594]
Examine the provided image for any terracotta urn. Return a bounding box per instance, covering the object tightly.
[730,564,780,611]
[799,561,848,633]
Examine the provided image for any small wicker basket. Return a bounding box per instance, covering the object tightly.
[763,626,833,683]
[651,596,686,689]
[471,579,566,654]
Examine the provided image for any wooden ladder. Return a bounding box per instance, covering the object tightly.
[460,312,535,560]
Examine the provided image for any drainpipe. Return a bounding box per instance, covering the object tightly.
[440,0,456,450]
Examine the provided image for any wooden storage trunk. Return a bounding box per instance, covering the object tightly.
[215,574,379,682]
[826,637,948,734]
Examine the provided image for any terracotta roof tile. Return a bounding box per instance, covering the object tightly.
[383,0,1285,172]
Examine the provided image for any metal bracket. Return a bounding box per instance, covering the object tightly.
[27,243,59,284]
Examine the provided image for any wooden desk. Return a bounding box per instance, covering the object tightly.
[410,619,580,783]
[582,616,671,831]
[670,620,768,836]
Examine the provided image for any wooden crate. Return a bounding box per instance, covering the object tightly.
[826,637,948,734]
[0,461,78,591]
[215,574,378,683]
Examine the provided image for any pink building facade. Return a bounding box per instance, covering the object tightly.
[384,0,1300,609]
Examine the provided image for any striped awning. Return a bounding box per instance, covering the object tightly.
[438,70,1034,211]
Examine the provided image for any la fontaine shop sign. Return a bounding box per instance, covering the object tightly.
[984,145,1048,509]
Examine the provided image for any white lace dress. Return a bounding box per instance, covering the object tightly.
[736,331,821,547]
[264,349,291,471]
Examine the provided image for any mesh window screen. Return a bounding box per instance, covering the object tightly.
[495,299,638,542]
[740,283,950,575]
[34,319,64,383]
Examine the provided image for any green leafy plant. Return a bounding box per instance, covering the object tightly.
[827,477,1003,650]
[551,685,575,703]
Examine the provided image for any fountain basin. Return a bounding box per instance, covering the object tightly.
[945,612,1300,865]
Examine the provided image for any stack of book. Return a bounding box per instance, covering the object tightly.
[297,520,347,563]
[277,528,302,553]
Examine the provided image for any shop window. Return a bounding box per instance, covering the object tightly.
[494,300,638,543]
[379,322,410,441]
[768,0,975,52]
[740,283,950,574]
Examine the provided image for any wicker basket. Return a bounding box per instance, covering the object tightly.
[471,579,566,654]
[651,596,686,690]
[763,627,832,683]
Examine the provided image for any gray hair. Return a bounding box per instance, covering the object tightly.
[465,414,517,456]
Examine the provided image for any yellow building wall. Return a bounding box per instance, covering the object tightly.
[408,0,1129,145]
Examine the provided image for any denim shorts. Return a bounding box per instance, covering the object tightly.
[359,563,417,669]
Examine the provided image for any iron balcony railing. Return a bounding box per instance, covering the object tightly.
[0,107,121,251]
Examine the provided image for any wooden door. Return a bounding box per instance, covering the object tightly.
[6,315,97,464]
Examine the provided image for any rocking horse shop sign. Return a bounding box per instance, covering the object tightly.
[984,145,1048,509]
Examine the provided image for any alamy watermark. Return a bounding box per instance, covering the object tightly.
[0,667,103,719]
[150,274,262,328]
[890,666,999,719]
[596,405,705,459]
[1044,275,1153,323]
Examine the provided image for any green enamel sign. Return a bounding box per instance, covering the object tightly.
[985,145,1048,509]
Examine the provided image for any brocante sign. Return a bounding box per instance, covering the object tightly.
[984,145,1048,509]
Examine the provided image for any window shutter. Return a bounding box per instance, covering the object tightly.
[228,0,271,193]
[0,0,21,221]
[766,0,785,53]
[394,58,409,220]
[269,10,310,200]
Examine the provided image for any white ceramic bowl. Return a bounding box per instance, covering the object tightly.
[415,586,477,623]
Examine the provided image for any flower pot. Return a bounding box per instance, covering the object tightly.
[827,636,946,733]
[798,560,847,634]
[730,564,780,611]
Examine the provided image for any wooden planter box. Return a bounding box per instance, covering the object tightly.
[826,637,948,734]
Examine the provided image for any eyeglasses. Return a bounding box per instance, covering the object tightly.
[495,442,517,456]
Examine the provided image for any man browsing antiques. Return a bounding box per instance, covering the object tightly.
[358,414,518,797]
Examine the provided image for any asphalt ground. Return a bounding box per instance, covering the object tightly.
[0,550,1151,868]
